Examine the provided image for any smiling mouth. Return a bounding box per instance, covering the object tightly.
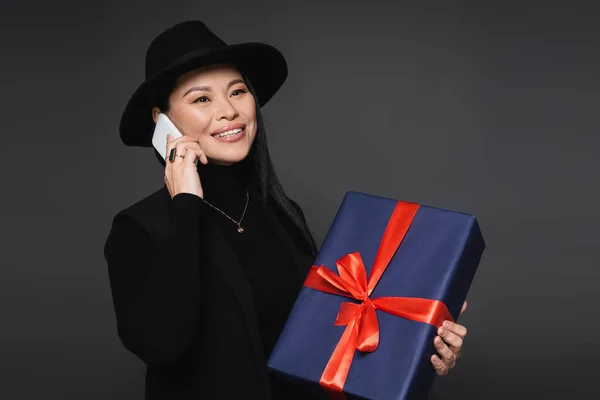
[212,127,244,138]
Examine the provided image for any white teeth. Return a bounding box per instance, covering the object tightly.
[215,128,243,138]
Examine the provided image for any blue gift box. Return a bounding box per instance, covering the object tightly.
[267,191,486,400]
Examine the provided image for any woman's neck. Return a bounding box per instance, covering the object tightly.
[196,160,250,204]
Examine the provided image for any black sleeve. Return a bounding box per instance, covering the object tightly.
[104,193,205,366]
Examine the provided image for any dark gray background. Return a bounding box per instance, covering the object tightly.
[2,1,599,399]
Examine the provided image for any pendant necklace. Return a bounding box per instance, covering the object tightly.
[201,190,249,233]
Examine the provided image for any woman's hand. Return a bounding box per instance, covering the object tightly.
[164,134,208,199]
[431,300,468,376]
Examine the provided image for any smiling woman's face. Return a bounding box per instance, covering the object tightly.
[152,63,257,165]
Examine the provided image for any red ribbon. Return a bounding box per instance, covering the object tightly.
[303,201,454,398]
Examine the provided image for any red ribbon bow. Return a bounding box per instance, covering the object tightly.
[303,201,454,398]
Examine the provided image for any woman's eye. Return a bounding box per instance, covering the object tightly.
[231,89,247,96]
[193,96,209,103]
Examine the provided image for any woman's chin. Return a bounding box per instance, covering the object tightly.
[206,149,250,165]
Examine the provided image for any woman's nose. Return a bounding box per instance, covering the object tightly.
[215,99,238,120]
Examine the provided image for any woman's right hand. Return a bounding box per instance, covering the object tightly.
[164,134,209,199]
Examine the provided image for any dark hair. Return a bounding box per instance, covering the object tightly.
[152,69,318,257]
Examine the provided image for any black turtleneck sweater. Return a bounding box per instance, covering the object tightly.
[105,160,314,399]
[196,161,304,360]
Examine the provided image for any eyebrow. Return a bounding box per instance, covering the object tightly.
[182,78,246,97]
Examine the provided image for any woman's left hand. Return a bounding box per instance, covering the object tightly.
[431,300,468,376]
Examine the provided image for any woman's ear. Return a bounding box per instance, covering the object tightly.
[151,107,161,124]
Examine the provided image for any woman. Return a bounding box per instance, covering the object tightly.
[104,21,469,399]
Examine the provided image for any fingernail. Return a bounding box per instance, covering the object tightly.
[444,321,452,328]
[438,327,446,335]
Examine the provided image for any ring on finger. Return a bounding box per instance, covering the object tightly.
[168,148,176,162]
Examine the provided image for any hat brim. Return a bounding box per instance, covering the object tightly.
[119,42,287,147]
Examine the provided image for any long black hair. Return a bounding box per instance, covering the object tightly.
[151,69,318,257]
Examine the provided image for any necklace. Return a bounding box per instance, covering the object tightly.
[201,190,249,233]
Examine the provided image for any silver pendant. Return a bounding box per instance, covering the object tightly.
[237,226,244,233]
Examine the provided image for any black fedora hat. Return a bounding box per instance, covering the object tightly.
[119,20,288,147]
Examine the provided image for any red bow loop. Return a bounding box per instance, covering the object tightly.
[335,252,368,300]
